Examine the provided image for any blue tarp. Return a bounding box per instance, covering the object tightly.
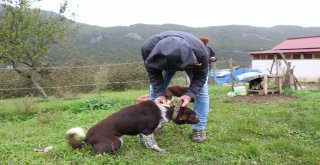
[210,68,263,85]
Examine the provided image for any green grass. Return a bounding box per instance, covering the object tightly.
[0,86,320,164]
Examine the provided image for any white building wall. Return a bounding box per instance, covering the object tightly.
[252,60,320,82]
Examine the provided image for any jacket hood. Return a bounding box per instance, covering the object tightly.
[145,37,198,70]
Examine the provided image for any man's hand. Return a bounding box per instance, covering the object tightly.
[155,96,167,104]
[210,56,217,62]
[179,95,192,107]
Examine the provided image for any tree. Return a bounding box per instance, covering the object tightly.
[0,0,76,100]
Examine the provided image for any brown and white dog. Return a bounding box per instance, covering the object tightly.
[66,100,199,155]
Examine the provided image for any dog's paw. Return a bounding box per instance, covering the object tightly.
[96,153,103,157]
[140,140,147,147]
[156,148,166,152]
[151,145,165,152]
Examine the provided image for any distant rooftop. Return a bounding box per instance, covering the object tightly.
[251,36,320,55]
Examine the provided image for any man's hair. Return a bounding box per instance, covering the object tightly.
[198,36,209,45]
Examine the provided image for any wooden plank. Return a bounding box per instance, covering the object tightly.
[267,75,282,78]
[248,89,280,94]
[268,89,279,94]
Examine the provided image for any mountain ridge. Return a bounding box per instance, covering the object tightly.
[2,6,319,66]
[46,23,320,66]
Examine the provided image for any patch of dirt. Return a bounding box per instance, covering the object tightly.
[230,93,296,103]
[300,83,320,90]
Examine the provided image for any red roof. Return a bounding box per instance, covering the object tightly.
[251,48,320,54]
[250,36,320,55]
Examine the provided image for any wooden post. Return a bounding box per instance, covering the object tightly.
[242,65,246,85]
[279,76,283,94]
[275,60,281,93]
[291,67,298,90]
[283,62,291,88]
[279,53,303,90]
[269,56,276,74]
[229,58,235,89]
[263,74,268,95]
[275,60,279,77]
[212,62,217,85]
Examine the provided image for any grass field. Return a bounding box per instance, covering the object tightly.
[0,85,319,164]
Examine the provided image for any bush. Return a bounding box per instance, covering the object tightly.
[0,70,37,99]
[0,61,149,99]
[95,62,148,91]
[49,59,96,98]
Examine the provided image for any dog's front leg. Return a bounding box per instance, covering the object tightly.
[139,134,165,152]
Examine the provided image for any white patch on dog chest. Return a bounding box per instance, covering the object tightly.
[155,104,170,130]
[156,104,169,122]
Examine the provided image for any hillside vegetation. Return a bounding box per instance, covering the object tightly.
[1,6,320,66]
[46,23,320,66]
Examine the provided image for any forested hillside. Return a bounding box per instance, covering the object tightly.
[46,23,320,66]
[1,6,320,66]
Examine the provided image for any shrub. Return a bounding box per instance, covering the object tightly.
[95,62,148,91]
[0,61,148,99]
[49,59,96,98]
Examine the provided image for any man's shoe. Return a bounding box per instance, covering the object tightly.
[192,129,207,143]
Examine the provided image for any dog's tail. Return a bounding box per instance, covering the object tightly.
[66,127,86,149]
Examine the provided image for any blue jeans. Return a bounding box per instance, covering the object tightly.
[149,70,209,130]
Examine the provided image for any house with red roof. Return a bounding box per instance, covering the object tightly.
[250,36,320,82]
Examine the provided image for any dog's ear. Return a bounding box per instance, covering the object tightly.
[172,108,187,124]
[175,107,200,124]
[177,108,187,121]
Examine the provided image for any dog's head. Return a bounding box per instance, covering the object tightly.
[173,107,199,124]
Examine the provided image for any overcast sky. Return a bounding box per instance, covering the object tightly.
[37,0,320,28]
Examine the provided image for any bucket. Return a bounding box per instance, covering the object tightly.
[233,86,247,96]
[136,94,150,103]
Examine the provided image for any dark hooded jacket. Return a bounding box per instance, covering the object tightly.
[141,31,209,100]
